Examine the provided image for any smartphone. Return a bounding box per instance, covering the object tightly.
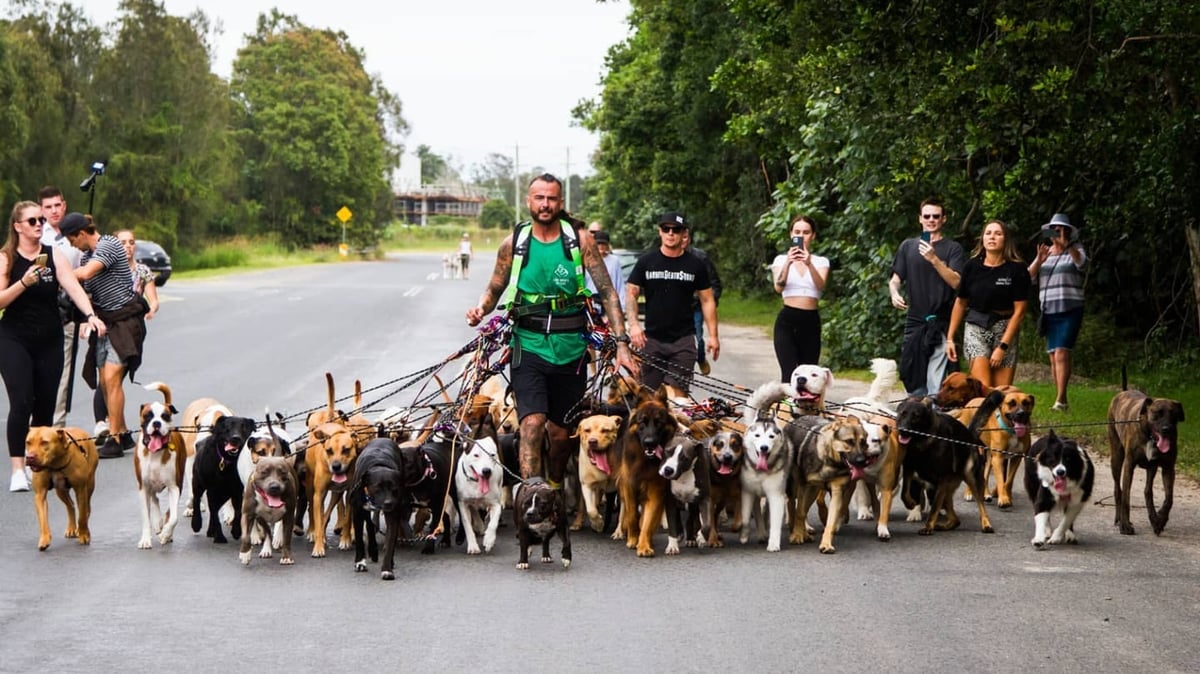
[791,235,805,250]
[919,231,931,244]
[34,253,48,267]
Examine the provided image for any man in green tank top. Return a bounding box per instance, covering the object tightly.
[466,174,637,486]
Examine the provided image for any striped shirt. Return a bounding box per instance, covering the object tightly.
[82,235,137,311]
[1036,246,1088,314]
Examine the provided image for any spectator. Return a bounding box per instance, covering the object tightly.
[626,212,718,394]
[37,186,83,427]
[681,228,721,376]
[60,213,144,459]
[770,215,830,382]
[1028,213,1087,412]
[945,219,1029,387]
[890,198,965,396]
[1,201,104,491]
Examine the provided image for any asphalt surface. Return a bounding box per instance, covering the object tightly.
[1,252,1198,673]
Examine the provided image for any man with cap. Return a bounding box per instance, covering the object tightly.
[585,230,624,311]
[37,186,84,427]
[60,212,144,458]
[465,173,637,484]
[1028,212,1087,412]
[626,212,719,394]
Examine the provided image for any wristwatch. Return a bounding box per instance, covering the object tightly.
[614,334,630,344]
[998,341,1009,351]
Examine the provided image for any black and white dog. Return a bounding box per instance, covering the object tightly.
[398,430,458,554]
[658,434,712,555]
[454,436,504,555]
[1024,430,1094,548]
[191,415,257,544]
[512,477,571,570]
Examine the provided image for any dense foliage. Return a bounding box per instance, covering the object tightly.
[578,0,1200,371]
[0,1,407,251]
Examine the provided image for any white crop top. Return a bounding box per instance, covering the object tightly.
[772,254,830,299]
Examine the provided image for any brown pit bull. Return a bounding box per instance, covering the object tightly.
[25,427,99,551]
[1107,390,1185,535]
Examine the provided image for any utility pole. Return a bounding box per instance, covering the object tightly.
[565,147,571,213]
[514,144,520,225]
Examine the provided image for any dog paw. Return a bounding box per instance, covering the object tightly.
[279,556,294,565]
[1032,537,1047,548]
[1119,523,1136,535]
[610,529,624,541]
[788,532,805,545]
[381,570,395,581]
[665,537,680,555]
[158,532,173,546]
[819,543,836,554]
[516,562,529,570]
[482,533,496,551]
[964,492,975,502]
[708,535,724,548]
[541,556,554,564]
[696,536,708,549]
[184,506,194,518]
[65,526,78,539]
[250,530,263,546]
[311,548,326,558]
[906,508,923,523]
[466,544,482,555]
[981,524,995,534]
[636,546,655,558]
[338,539,352,551]
[590,518,604,533]
[137,537,152,550]
[239,551,251,565]
[355,560,368,572]
[259,548,273,559]
[766,542,781,552]
[918,527,934,536]
[738,533,749,546]
[77,531,90,546]
[877,525,891,541]
[856,509,873,521]
[998,501,1012,510]
[1064,531,1079,544]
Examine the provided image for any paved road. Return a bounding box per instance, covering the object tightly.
[2,252,1198,672]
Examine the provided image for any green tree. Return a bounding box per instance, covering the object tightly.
[231,10,408,248]
[416,144,452,185]
[478,198,514,230]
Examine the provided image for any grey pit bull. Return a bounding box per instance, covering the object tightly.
[239,454,299,565]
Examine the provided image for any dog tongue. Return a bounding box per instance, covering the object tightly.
[1014,423,1028,439]
[477,469,491,495]
[1155,433,1171,454]
[591,451,611,475]
[265,492,285,508]
[716,464,734,475]
[147,434,166,452]
[850,465,866,481]
[1053,476,1067,494]
[332,473,348,484]
[755,452,768,472]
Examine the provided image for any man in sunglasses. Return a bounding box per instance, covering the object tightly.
[889,198,965,395]
[37,186,84,427]
[626,212,718,394]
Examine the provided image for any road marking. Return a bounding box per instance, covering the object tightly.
[403,286,423,298]
[426,272,440,281]
[1023,564,1089,574]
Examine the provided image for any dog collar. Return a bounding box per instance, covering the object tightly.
[461,461,479,483]
[406,453,437,487]
[993,410,1014,434]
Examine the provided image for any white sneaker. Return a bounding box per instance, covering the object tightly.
[1051,401,1069,412]
[10,471,30,492]
[94,420,111,441]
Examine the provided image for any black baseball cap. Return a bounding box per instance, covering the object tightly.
[58,212,89,236]
[592,230,611,244]
[658,212,688,228]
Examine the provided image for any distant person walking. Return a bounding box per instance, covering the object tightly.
[458,232,473,280]
[770,215,829,382]
[1028,213,1087,412]
[945,219,1029,387]
[889,198,965,396]
[1,201,104,491]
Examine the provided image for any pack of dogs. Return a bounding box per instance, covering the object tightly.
[21,364,1188,581]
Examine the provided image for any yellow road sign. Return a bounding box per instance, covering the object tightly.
[336,206,353,223]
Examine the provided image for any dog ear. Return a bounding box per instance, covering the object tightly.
[1174,401,1185,422]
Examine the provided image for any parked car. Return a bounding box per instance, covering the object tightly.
[134,240,172,286]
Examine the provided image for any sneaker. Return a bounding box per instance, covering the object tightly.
[93,420,110,443]
[1051,401,1069,412]
[698,360,712,376]
[98,437,124,459]
[119,431,136,451]
[10,471,30,492]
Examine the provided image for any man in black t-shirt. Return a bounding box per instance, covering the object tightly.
[626,212,719,394]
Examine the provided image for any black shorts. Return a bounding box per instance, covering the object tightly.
[510,351,587,427]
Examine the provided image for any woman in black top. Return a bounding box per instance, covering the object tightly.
[0,201,104,492]
[945,219,1029,387]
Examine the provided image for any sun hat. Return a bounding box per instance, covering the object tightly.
[1042,213,1076,233]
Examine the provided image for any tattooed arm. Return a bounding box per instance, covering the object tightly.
[465,235,514,326]
[580,232,640,377]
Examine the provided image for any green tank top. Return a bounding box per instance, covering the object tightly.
[513,236,588,365]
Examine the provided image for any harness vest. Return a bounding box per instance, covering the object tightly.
[500,219,589,316]
[501,220,591,366]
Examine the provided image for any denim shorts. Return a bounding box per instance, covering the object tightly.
[1044,307,1083,352]
[93,334,122,366]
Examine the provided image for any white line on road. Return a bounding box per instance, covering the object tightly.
[403,286,423,297]
[426,272,440,281]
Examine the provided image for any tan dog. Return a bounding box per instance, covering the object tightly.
[25,427,99,551]
[479,374,517,434]
[953,390,1035,509]
[179,396,233,518]
[304,421,359,557]
[705,430,744,547]
[935,372,1019,410]
[572,414,624,532]
[786,415,872,553]
[135,382,188,549]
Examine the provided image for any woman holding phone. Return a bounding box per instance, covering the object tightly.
[0,201,105,491]
[1028,213,1087,411]
[770,215,830,382]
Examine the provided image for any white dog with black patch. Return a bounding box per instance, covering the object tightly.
[455,436,504,554]
[135,382,188,549]
[1024,430,1094,548]
[739,382,796,552]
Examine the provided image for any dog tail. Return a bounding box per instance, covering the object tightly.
[743,381,796,424]
[354,379,364,414]
[864,358,899,404]
[967,390,1005,439]
[143,381,172,408]
[1120,364,1128,391]
[324,372,337,416]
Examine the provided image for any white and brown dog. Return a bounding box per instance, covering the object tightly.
[788,364,834,416]
[739,382,795,552]
[135,383,188,549]
[233,412,294,548]
[455,436,504,554]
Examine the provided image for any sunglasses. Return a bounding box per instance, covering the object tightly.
[920,213,944,220]
[659,225,685,233]
[21,216,48,227]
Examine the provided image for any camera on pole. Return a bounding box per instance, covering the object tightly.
[80,160,106,192]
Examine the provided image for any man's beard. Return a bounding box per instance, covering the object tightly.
[532,208,559,224]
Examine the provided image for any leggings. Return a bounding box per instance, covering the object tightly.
[0,327,65,458]
[773,306,821,383]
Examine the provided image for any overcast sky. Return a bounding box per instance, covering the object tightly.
[84,0,632,179]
